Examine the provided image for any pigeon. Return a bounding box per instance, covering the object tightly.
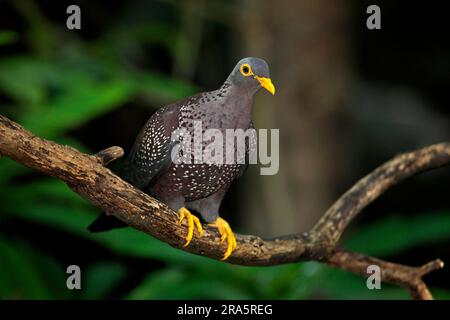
[89,57,275,260]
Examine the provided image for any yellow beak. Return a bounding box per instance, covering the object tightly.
[254,76,275,95]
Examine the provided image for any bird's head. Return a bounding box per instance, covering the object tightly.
[227,57,275,95]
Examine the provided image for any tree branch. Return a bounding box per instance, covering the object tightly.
[324,248,444,300]
[0,114,448,299]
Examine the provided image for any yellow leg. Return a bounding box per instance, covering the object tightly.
[177,207,203,247]
[209,217,237,260]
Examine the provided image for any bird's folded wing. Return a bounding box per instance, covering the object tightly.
[123,104,180,190]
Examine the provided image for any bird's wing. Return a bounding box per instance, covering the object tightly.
[121,104,180,190]
[88,106,179,233]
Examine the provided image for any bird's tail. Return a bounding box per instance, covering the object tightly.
[88,213,128,232]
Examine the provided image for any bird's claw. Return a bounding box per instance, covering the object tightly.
[209,217,237,260]
[177,207,203,247]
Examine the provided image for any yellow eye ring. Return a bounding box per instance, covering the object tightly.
[239,63,253,76]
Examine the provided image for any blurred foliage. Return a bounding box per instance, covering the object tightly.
[0,0,449,300]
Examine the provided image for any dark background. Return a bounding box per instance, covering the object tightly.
[0,0,449,299]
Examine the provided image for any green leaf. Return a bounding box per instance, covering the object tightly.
[0,236,68,299]
[315,266,411,299]
[99,21,180,57]
[0,30,18,46]
[344,211,450,257]
[0,57,49,106]
[3,181,206,264]
[18,80,136,137]
[83,262,127,299]
[0,158,30,184]
[130,71,197,104]
[127,268,252,299]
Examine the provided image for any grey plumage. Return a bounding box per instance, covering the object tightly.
[89,57,273,233]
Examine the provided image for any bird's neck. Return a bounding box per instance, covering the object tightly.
[215,80,255,128]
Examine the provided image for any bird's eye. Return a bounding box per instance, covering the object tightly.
[240,64,252,76]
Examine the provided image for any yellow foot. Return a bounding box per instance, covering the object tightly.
[177,207,203,247]
[209,217,237,260]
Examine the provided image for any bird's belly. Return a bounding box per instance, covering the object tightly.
[151,163,242,201]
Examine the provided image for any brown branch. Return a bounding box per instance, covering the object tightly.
[94,146,124,165]
[324,248,444,300]
[0,114,448,299]
[312,144,450,245]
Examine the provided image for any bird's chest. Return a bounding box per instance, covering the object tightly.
[156,103,249,200]
[177,106,250,157]
[171,109,246,199]
[166,163,242,200]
